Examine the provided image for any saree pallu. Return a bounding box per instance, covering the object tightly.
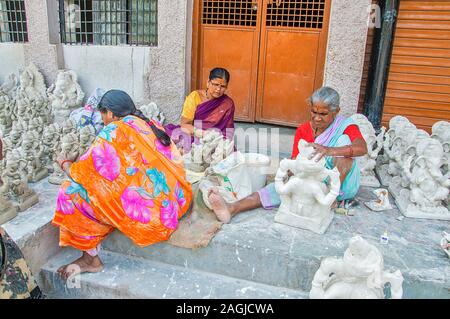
[316,115,360,201]
[165,93,235,151]
[52,116,193,251]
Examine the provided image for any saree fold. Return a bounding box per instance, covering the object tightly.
[52,116,193,251]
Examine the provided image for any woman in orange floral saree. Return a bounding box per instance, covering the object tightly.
[53,90,193,279]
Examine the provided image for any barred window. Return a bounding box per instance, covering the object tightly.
[58,0,157,46]
[266,0,325,29]
[0,0,28,43]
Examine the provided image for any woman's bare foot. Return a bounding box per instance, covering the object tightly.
[57,251,104,280]
[208,188,232,223]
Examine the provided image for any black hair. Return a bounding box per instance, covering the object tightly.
[98,89,171,146]
[209,67,230,83]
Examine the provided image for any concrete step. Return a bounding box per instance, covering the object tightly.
[40,248,308,299]
[2,179,61,284]
[102,186,450,298]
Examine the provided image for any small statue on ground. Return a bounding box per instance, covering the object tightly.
[0,150,39,212]
[364,188,393,212]
[310,236,404,299]
[17,131,48,182]
[274,139,341,234]
[42,123,62,172]
[0,161,18,224]
[0,93,14,135]
[28,117,45,139]
[431,121,450,146]
[48,133,79,185]
[400,137,450,220]
[16,63,48,123]
[351,114,384,187]
[61,118,77,136]
[0,73,19,98]
[9,120,27,148]
[389,129,430,198]
[78,125,96,157]
[48,70,85,123]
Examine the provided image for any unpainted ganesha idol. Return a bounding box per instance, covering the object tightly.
[48,70,85,123]
[274,139,340,234]
[402,137,450,218]
[18,131,48,182]
[310,236,404,299]
[351,114,384,186]
[49,132,80,185]
[0,149,39,211]
[16,63,47,116]
[380,116,411,163]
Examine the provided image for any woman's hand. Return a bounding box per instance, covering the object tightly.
[309,143,329,161]
[56,153,73,174]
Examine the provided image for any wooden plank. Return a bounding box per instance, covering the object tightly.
[396,20,450,30]
[383,105,450,119]
[385,97,450,111]
[399,11,450,21]
[395,28,450,40]
[393,46,450,59]
[390,64,450,77]
[386,89,450,103]
[400,2,450,12]
[391,55,450,68]
[393,37,450,49]
[387,81,450,94]
[387,73,450,86]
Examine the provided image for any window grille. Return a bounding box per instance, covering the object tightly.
[58,0,157,46]
[202,0,258,27]
[266,0,325,29]
[0,0,28,43]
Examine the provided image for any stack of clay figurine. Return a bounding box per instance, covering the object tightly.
[0,63,167,224]
[0,63,90,223]
[376,115,450,220]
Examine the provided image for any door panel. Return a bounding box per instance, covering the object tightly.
[194,0,262,121]
[200,27,260,120]
[258,30,320,125]
[192,0,331,126]
[256,0,331,127]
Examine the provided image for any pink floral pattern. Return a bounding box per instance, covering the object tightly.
[56,188,75,215]
[120,187,154,224]
[74,200,98,222]
[79,148,92,161]
[155,139,173,160]
[92,142,121,181]
[160,199,179,229]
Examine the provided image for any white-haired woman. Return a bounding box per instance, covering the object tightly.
[208,86,368,223]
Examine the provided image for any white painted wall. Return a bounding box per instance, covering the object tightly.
[0,43,26,81]
[62,45,150,104]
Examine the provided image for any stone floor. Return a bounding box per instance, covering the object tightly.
[2,163,450,298]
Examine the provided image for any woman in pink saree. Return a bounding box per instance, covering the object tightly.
[165,68,235,153]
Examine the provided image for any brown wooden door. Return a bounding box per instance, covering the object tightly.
[384,0,450,132]
[192,0,331,126]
